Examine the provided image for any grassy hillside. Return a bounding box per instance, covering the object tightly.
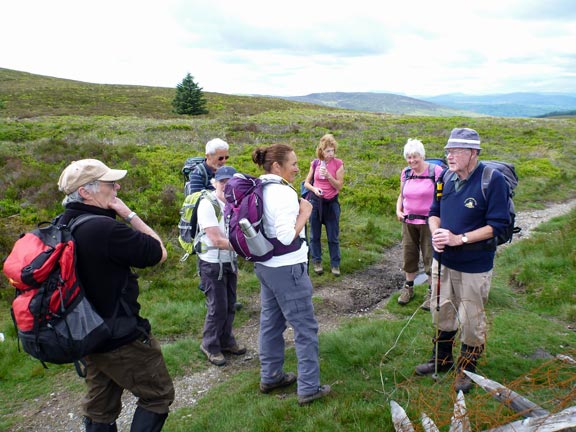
[0,67,326,118]
[0,68,575,431]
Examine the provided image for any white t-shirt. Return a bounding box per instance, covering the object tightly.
[259,174,308,267]
[196,192,234,263]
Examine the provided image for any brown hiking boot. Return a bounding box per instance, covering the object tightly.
[200,345,226,366]
[398,285,414,305]
[298,384,331,406]
[313,262,323,275]
[222,344,247,355]
[260,372,297,394]
[454,371,474,393]
[453,343,483,393]
[414,358,454,375]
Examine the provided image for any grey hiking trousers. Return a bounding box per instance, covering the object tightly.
[255,262,321,396]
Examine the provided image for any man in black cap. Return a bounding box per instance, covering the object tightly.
[197,166,246,366]
[414,128,510,393]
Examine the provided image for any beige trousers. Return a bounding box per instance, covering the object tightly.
[430,258,492,347]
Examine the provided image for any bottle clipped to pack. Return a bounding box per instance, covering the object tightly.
[319,160,327,179]
[436,180,443,202]
[238,218,274,257]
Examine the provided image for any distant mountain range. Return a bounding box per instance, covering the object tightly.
[278,91,576,118]
[279,92,480,117]
[419,92,576,117]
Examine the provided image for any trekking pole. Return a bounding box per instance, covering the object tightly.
[432,253,442,381]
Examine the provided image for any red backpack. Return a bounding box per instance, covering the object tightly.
[3,214,111,376]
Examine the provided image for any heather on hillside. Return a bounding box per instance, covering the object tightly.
[0,68,575,431]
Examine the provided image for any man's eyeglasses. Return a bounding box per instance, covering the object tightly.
[444,149,470,157]
[218,155,230,161]
[100,181,117,188]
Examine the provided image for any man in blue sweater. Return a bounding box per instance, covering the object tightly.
[414,128,510,393]
[187,138,230,193]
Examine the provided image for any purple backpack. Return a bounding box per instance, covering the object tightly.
[223,173,302,262]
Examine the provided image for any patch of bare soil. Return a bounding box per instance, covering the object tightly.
[9,199,576,432]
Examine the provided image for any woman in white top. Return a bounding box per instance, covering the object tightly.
[197,166,245,367]
[252,143,331,406]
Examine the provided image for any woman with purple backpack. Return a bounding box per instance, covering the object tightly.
[251,143,331,406]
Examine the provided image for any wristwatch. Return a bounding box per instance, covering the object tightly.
[125,211,137,223]
[461,233,469,244]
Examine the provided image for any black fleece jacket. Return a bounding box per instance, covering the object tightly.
[60,202,163,351]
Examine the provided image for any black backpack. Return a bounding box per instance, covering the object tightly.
[438,160,521,246]
[182,157,209,196]
[480,161,521,245]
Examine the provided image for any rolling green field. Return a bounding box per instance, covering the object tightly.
[0,69,575,431]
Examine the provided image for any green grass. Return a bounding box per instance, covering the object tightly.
[0,68,575,431]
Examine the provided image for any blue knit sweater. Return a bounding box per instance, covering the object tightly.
[429,162,510,273]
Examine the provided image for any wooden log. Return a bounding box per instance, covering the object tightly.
[556,354,576,365]
[483,406,576,432]
[421,412,440,432]
[390,400,415,432]
[449,390,471,432]
[463,371,549,418]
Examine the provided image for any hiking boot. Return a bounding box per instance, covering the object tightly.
[260,372,297,394]
[200,344,226,366]
[421,289,431,311]
[331,267,341,277]
[414,358,454,375]
[453,343,483,393]
[313,262,323,275]
[398,285,414,305]
[298,384,331,406]
[414,330,457,375]
[454,371,474,393]
[222,344,247,355]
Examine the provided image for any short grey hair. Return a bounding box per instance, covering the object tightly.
[61,181,100,206]
[403,138,426,159]
[206,138,229,155]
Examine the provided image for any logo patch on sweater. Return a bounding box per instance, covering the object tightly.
[464,198,477,209]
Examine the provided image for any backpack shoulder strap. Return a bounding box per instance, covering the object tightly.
[480,164,495,201]
[403,167,412,181]
[202,190,222,220]
[191,162,210,188]
[69,214,106,232]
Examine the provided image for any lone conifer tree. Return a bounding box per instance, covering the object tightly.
[172,73,208,115]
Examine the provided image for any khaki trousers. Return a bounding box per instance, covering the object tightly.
[430,259,492,347]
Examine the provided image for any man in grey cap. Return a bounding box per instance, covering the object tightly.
[414,128,510,393]
[197,166,246,366]
[58,159,174,431]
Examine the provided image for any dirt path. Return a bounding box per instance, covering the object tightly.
[10,199,576,432]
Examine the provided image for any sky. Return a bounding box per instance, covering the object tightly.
[2,0,576,97]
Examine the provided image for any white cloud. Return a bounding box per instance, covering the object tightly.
[1,0,575,96]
